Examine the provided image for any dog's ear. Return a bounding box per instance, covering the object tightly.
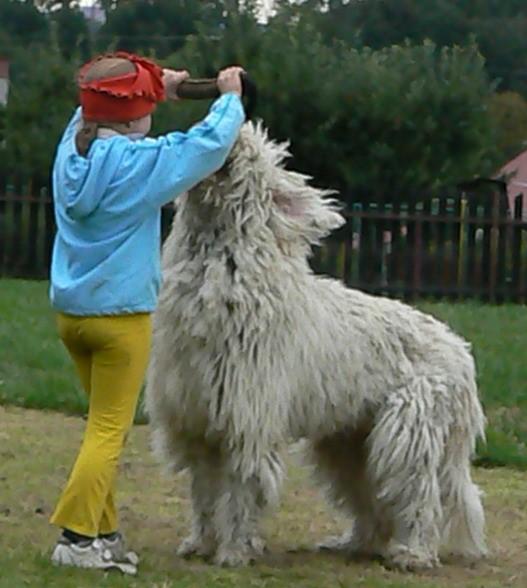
[271,185,345,245]
[272,191,307,218]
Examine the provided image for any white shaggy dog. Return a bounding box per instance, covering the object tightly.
[145,122,487,571]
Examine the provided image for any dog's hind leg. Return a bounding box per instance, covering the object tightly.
[367,377,446,571]
[439,435,487,560]
[212,449,284,567]
[310,429,390,559]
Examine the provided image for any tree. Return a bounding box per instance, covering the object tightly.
[166,17,497,202]
[52,4,91,60]
[96,0,221,58]
[288,0,527,97]
[0,0,50,48]
[473,16,527,96]
[279,0,469,48]
[0,0,501,193]
[2,43,78,181]
[455,0,527,18]
[489,92,527,165]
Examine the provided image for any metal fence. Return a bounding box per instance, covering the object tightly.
[2,176,526,302]
[314,184,526,302]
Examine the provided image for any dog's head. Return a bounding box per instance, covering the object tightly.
[185,122,345,256]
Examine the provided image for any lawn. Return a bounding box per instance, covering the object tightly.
[1,404,526,588]
[1,278,527,587]
[1,278,526,468]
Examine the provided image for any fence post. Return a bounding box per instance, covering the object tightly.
[358,201,370,288]
[341,203,356,286]
[351,202,362,285]
[388,200,402,297]
[457,194,466,293]
[451,193,459,297]
[44,181,55,277]
[436,194,448,292]
[27,178,40,276]
[11,176,24,275]
[488,191,500,303]
[464,193,478,296]
[496,189,509,302]
[512,194,524,303]
[412,213,422,299]
[404,200,415,300]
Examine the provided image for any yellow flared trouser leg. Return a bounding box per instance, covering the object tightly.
[50,313,152,537]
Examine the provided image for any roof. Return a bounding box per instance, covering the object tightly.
[458,178,506,191]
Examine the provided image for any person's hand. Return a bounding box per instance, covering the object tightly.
[217,66,244,97]
[163,68,190,101]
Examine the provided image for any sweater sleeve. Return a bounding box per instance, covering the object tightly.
[59,107,82,146]
[119,93,246,208]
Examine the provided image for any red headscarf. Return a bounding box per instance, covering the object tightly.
[78,52,166,122]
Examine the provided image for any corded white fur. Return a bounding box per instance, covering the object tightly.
[145,122,487,570]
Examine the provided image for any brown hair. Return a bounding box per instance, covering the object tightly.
[75,57,136,156]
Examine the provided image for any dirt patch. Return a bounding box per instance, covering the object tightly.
[1,404,526,588]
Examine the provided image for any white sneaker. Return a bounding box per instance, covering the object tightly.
[100,533,139,566]
[51,537,137,575]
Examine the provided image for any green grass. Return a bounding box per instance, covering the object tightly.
[0,279,89,415]
[0,279,82,412]
[1,405,526,588]
[418,301,527,469]
[1,279,526,468]
[0,278,150,422]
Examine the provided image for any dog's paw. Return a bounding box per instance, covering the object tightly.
[383,544,440,572]
[317,531,379,561]
[177,535,215,559]
[213,545,255,567]
[316,531,354,552]
[246,535,267,557]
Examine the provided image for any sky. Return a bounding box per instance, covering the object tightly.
[76,1,278,23]
[78,0,276,13]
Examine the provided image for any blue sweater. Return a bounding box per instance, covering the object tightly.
[50,93,245,315]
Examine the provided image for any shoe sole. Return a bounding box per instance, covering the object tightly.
[52,558,137,575]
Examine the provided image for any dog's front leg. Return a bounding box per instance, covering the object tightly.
[177,445,221,560]
[212,449,284,567]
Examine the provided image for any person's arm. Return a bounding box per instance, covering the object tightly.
[117,66,246,209]
[60,107,82,146]
[123,93,245,208]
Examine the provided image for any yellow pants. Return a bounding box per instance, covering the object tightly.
[50,312,152,538]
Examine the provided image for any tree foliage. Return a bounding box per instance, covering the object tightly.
[489,92,527,165]
[0,0,49,50]
[284,0,527,97]
[52,4,91,60]
[0,44,78,181]
[168,17,497,201]
[0,0,512,201]
[96,0,224,57]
